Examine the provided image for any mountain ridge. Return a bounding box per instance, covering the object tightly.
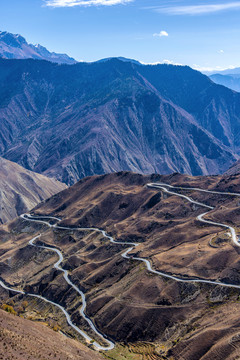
[0,31,77,64]
[0,57,240,184]
[210,73,240,92]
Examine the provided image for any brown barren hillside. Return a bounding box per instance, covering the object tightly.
[1,172,240,359]
[0,157,67,223]
[0,308,103,360]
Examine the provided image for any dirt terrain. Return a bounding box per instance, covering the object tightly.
[0,308,103,360]
[1,171,240,359]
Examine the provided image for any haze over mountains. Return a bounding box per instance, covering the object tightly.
[0,31,76,65]
[0,57,240,184]
[209,67,240,76]
[203,67,240,92]
[210,73,240,92]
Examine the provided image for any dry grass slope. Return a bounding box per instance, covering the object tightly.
[1,171,240,359]
[0,309,103,360]
[0,157,66,223]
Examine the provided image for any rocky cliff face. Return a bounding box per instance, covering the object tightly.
[0,157,66,223]
[0,31,76,64]
[0,58,239,184]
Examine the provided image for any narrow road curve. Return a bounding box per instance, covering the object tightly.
[1,215,115,352]
[1,182,240,351]
[147,182,240,247]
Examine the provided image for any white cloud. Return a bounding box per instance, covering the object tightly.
[218,49,224,53]
[154,2,240,15]
[153,31,169,38]
[162,59,182,65]
[44,0,133,7]
[140,59,183,66]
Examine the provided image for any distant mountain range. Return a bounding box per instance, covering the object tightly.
[1,30,240,184]
[2,29,240,95]
[202,67,240,92]
[0,31,77,64]
[210,73,240,92]
[208,67,240,76]
[0,57,240,184]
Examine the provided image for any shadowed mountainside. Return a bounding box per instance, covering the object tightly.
[0,156,66,223]
[0,58,240,184]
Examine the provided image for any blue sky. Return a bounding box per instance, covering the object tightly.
[1,0,240,70]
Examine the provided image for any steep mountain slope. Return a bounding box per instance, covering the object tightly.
[210,73,240,92]
[1,171,240,359]
[0,156,66,223]
[0,309,103,360]
[224,159,240,175]
[139,65,240,149]
[0,31,76,64]
[0,58,239,184]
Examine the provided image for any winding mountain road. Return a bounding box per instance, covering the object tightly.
[1,182,240,351]
[147,183,240,247]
